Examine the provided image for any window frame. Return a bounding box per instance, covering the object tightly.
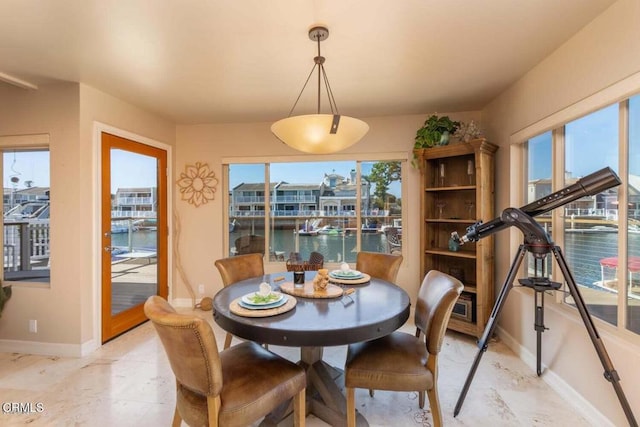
[222,152,408,266]
[513,90,640,341]
[0,134,51,287]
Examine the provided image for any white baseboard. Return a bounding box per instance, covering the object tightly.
[496,325,614,427]
[0,339,86,358]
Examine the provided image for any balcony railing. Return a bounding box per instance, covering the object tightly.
[116,196,154,205]
[230,209,391,217]
[4,222,50,275]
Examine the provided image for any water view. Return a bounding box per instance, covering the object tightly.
[231,229,388,264]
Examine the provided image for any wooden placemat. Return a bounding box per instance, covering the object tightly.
[327,273,371,285]
[280,281,344,299]
[229,296,297,317]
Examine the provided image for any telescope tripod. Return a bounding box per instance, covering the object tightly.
[453,208,637,426]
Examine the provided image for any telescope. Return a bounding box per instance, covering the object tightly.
[454,166,621,244]
[452,165,638,427]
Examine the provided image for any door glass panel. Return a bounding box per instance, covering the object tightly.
[110,149,158,315]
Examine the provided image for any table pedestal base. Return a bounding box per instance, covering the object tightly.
[261,347,367,427]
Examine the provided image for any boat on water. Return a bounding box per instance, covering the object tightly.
[316,225,344,235]
[379,218,402,234]
[111,220,139,234]
[295,219,322,236]
[361,219,379,233]
[4,199,50,223]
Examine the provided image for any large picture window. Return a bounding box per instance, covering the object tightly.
[524,101,639,335]
[227,159,403,265]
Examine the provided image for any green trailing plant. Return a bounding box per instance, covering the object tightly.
[0,284,11,317]
[414,114,461,149]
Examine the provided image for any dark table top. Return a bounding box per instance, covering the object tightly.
[213,272,411,347]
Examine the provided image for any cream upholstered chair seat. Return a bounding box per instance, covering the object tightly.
[345,270,463,427]
[355,251,403,283]
[214,253,264,349]
[144,296,305,427]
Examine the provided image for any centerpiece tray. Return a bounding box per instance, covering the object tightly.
[229,296,297,317]
[280,281,344,299]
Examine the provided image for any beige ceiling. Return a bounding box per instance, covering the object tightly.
[0,0,616,125]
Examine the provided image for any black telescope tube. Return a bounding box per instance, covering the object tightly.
[460,167,621,243]
[520,166,621,218]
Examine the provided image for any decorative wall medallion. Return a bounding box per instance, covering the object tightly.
[177,162,218,207]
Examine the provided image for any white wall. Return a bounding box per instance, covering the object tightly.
[482,0,640,424]
[0,83,83,353]
[174,112,481,305]
[0,82,174,356]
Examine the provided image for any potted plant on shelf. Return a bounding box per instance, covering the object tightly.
[414,114,461,149]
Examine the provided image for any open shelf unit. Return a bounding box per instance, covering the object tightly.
[415,139,498,337]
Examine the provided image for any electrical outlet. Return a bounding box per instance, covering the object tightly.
[29,319,37,333]
[198,284,205,295]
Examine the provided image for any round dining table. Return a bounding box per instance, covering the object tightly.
[213,271,411,427]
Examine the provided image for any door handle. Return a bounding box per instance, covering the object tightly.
[104,246,113,252]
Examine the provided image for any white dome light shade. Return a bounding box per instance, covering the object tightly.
[271,114,369,154]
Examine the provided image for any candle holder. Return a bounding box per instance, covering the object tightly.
[439,162,446,187]
[467,160,474,185]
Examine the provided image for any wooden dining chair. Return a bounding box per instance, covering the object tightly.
[214,253,264,348]
[355,251,403,283]
[344,270,463,427]
[144,296,306,427]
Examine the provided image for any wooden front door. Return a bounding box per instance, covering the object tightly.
[101,132,167,343]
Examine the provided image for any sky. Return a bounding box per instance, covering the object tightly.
[3,150,50,190]
[528,102,640,181]
[3,149,157,191]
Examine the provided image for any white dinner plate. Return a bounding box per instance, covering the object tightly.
[238,295,288,310]
[241,292,284,306]
[329,270,364,279]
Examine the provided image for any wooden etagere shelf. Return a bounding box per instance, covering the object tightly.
[415,138,498,338]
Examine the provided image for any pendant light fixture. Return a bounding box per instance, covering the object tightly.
[271,26,369,154]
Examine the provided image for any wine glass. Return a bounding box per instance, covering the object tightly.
[436,201,446,218]
[465,200,475,219]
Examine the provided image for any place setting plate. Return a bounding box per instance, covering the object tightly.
[240,292,285,308]
[230,292,297,317]
[329,269,364,279]
[328,270,371,285]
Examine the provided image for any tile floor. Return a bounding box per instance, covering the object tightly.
[0,307,594,426]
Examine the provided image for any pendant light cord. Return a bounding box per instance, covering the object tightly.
[285,28,340,118]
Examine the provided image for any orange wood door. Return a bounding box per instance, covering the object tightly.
[101,132,167,343]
